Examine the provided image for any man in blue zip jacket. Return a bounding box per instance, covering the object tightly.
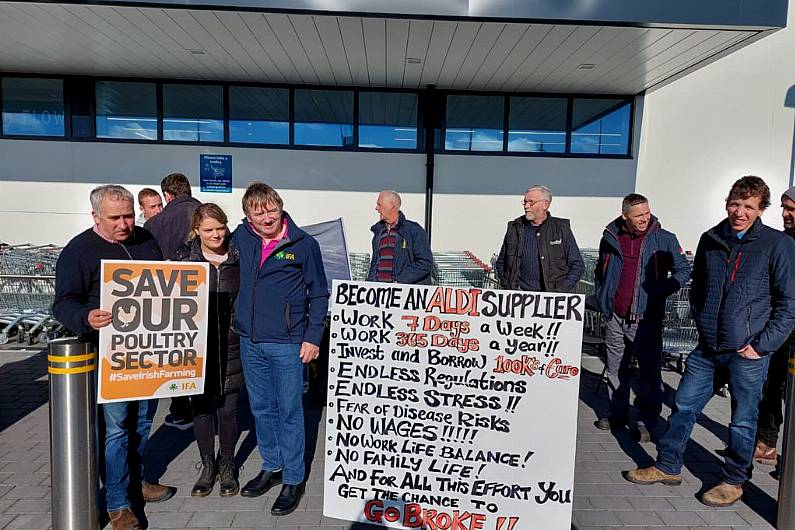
[592,193,691,442]
[231,182,328,515]
[367,190,434,285]
[626,176,795,508]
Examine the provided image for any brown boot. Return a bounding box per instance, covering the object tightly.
[701,482,743,507]
[753,440,777,465]
[108,507,141,530]
[624,466,682,486]
[142,481,177,503]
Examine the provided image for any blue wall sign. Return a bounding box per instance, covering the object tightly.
[200,154,232,193]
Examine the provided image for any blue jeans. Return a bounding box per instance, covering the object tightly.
[656,346,770,485]
[102,399,157,512]
[240,338,305,485]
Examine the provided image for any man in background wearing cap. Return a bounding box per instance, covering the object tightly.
[753,185,795,465]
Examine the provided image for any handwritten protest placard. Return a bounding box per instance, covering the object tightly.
[324,280,584,530]
[97,260,209,404]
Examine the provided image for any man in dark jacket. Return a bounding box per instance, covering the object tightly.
[145,173,201,260]
[626,176,795,508]
[144,172,201,429]
[496,186,584,292]
[753,185,795,464]
[592,194,691,441]
[232,182,328,516]
[52,185,175,530]
[367,190,434,285]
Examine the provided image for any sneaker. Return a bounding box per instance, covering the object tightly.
[624,466,682,486]
[701,482,743,507]
[164,414,193,430]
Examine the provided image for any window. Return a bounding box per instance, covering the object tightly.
[358,92,418,149]
[229,86,289,144]
[68,78,93,139]
[294,89,353,147]
[1,78,65,136]
[162,84,223,142]
[571,99,631,155]
[95,81,157,140]
[444,95,504,151]
[508,97,567,153]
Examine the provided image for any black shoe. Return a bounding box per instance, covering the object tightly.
[594,418,611,430]
[240,470,282,498]
[271,483,305,516]
[164,414,193,430]
[595,417,626,431]
[191,454,217,497]
[218,456,239,497]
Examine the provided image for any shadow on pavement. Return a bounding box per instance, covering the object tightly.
[0,348,48,433]
[578,354,776,526]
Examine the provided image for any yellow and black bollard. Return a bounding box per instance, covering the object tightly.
[48,337,99,530]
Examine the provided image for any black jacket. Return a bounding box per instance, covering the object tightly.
[52,227,162,346]
[174,238,242,395]
[144,195,201,260]
[496,214,585,292]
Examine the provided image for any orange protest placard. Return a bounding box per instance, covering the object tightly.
[97,260,209,403]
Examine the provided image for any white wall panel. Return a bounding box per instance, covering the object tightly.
[432,154,640,260]
[636,8,795,251]
[0,141,425,254]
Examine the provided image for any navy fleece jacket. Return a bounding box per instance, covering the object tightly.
[690,218,795,355]
[232,213,329,346]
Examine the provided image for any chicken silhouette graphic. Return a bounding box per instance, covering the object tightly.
[116,304,137,329]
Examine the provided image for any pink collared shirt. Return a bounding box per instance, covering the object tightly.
[260,221,288,267]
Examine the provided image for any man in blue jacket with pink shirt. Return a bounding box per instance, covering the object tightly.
[231,182,328,516]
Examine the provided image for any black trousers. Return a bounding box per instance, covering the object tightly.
[190,393,240,459]
[756,334,795,447]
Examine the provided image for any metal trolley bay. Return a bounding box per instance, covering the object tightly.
[0,243,64,344]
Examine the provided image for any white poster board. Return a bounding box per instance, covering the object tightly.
[324,280,584,530]
[97,260,209,404]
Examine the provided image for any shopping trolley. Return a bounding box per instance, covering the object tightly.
[432,251,491,287]
[0,243,64,344]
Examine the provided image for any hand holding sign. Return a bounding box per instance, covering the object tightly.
[97,260,209,403]
[88,308,112,330]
